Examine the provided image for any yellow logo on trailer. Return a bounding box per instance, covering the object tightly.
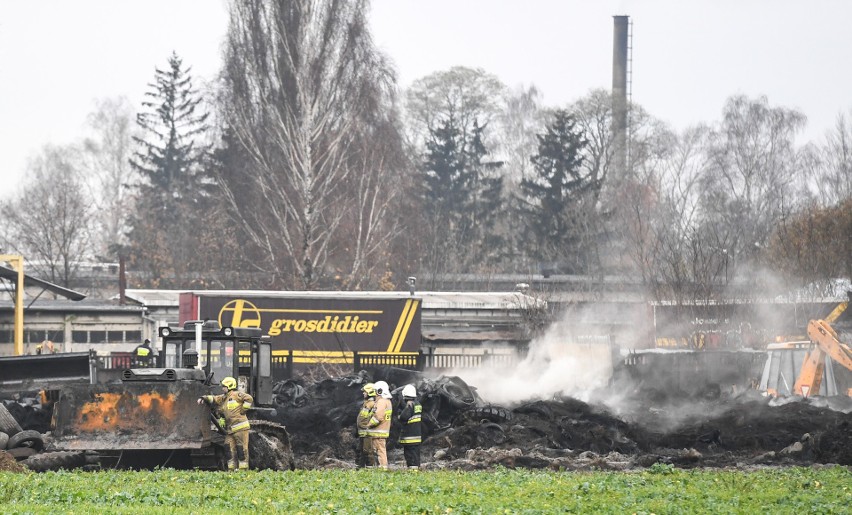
[218,299,263,328]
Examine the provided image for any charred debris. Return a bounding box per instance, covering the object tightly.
[2,365,851,472]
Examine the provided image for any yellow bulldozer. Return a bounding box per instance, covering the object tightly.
[49,320,293,470]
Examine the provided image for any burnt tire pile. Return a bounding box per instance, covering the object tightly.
[270,372,498,468]
[268,370,852,471]
[0,401,86,472]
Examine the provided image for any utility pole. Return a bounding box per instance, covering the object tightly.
[0,254,24,355]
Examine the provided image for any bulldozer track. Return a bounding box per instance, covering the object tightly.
[22,451,87,472]
[249,419,295,471]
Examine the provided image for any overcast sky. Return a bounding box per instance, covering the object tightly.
[1,0,850,198]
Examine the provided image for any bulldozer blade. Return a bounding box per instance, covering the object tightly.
[52,381,213,450]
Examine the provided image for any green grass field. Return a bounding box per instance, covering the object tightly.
[1,465,849,514]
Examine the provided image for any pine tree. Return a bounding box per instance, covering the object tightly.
[127,52,213,287]
[464,120,504,265]
[130,52,212,209]
[420,117,504,279]
[422,118,465,225]
[517,109,597,272]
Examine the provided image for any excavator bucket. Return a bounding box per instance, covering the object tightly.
[52,381,213,450]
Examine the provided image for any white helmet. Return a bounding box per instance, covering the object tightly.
[374,380,392,399]
[402,384,416,399]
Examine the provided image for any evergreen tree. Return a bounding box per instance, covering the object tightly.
[127,52,214,287]
[422,118,465,225]
[518,110,597,272]
[419,118,463,281]
[420,117,504,280]
[130,52,212,208]
[464,120,505,265]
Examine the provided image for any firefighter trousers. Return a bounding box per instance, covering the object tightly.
[402,444,421,468]
[226,429,250,470]
[357,437,375,468]
[371,437,388,469]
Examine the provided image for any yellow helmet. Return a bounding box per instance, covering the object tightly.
[221,377,237,390]
[362,383,377,397]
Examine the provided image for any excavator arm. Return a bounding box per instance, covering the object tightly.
[793,319,852,397]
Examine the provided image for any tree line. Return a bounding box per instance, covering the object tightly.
[1,0,850,302]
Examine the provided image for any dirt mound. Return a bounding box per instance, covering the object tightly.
[0,450,27,473]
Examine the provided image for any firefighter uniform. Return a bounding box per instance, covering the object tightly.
[356,384,378,468]
[398,398,422,468]
[201,382,253,470]
[366,395,392,469]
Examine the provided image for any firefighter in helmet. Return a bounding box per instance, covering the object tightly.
[398,384,422,469]
[198,376,253,470]
[366,380,393,469]
[355,382,378,468]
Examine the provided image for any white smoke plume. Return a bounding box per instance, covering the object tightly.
[452,312,614,407]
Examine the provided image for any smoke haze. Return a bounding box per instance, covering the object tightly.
[453,312,613,406]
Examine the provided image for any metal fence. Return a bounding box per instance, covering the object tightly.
[98,353,133,370]
[420,352,519,370]
[96,350,521,380]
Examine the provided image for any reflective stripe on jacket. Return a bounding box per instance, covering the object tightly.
[365,397,392,438]
[203,390,253,433]
[356,397,376,437]
[398,400,422,445]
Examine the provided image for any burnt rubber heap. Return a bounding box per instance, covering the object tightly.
[266,367,852,470]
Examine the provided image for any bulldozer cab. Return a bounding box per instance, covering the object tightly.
[159,321,274,406]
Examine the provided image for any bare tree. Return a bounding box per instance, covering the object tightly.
[699,95,806,276]
[494,84,546,186]
[766,198,852,291]
[218,0,403,289]
[2,145,92,288]
[802,111,852,206]
[570,89,615,205]
[568,90,676,279]
[337,118,408,289]
[404,66,506,152]
[81,96,138,259]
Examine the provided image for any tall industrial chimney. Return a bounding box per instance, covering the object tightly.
[612,15,630,181]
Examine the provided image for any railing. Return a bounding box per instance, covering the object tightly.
[95,350,523,379]
[354,352,421,371]
[421,352,519,370]
[271,354,293,382]
[98,353,134,370]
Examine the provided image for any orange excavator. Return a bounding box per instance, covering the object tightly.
[792,318,852,398]
[762,300,852,398]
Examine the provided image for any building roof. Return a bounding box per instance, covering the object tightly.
[120,289,185,307]
[122,289,546,311]
[0,298,143,313]
[0,264,86,301]
[422,329,528,342]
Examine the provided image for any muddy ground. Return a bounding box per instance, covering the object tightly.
[3,367,851,471]
[0,450,27,472]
